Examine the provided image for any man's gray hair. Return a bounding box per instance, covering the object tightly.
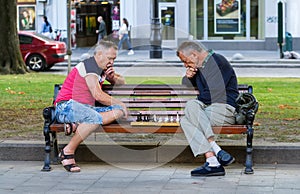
[94,40,117,55]
[177,41,207,56]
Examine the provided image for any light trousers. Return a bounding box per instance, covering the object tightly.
[180,99,236,157]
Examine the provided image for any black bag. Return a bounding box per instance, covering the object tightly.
[49,26,53,33]
[235,93,259,124]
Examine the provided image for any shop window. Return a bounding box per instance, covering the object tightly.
[75,2,112,37]
[189,0,204,39]
[205,0,263,40]
[208,0,244,40]
[250,0,259,39]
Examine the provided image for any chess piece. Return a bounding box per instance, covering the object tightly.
[137,113,142,122]
[164,116,169,122]
[176,112,180,123]
[153,114,157,122]
[145,114,150,122]
[158,116,163,123]
[170,116,174,122]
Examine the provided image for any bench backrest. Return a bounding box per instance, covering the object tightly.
[103,84,251,122]
[52,84,252,122]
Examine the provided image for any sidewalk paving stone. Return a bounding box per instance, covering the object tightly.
[1,161,300,193]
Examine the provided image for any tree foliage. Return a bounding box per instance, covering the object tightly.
[0,0,28,74]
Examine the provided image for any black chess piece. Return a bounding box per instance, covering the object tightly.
[137,113,142,122]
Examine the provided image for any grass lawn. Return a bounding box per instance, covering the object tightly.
[0,74,299,142]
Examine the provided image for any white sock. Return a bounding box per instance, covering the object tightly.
[210,141,222,155]
[206,156,221,167]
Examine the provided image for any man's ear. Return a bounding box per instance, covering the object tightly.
[96,51,102,57]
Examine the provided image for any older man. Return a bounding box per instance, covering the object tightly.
[54,40,127,172]
[177,41,239,176]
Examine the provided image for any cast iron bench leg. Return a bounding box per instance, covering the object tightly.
[52,132,60,164]
[245,125,254,174]
[42,122,52,171]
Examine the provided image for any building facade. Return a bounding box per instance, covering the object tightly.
[121,0,300,50]
[17,0,300,50]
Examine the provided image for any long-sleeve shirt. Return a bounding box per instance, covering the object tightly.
[187,51,239,108]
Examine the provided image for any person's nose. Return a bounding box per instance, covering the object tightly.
[109,59,114,64]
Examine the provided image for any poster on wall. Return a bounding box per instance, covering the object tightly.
[71,9,77,48]
[214,0,240,34]
[17,0,36,3]
[111,5,120,39]
[18,5,36,31]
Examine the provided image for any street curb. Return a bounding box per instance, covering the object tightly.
[1,142,300,165]
[56,60,300,68]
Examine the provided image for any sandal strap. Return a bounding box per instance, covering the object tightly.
[61,154,74,160]
[64,123,73,136]
[59,149,75,160]
[64,123,79,136]
[63,163,79,172]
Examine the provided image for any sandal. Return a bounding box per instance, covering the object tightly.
[64,123,78,136]
[59,149,81,172]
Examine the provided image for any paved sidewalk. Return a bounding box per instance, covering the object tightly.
[1,161,300,194]
[67,47,300,65]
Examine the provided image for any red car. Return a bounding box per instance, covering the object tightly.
[19,31,67,71]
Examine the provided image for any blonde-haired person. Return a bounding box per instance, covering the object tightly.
[118,18,134,55]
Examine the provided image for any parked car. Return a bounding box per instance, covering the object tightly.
[19,31,67,71]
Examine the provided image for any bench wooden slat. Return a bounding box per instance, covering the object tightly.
[102,84,198,90]
[107,91,198,96]
[50,123,247,134]
[119,98,193,103]
[55,84,250,93]
[129,110,184,116]
[102,84,250,91]
[125,102,186,108]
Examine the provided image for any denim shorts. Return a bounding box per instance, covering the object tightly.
[55,99,123,124]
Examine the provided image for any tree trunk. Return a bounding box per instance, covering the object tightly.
[0,0,28,74]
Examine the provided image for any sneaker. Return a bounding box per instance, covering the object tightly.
[217,150,235,166]
[191,162,225,177]
[128,50,134,55]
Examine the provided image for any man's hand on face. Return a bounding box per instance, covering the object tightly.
[186,67,197,79]
[105,64,115,80]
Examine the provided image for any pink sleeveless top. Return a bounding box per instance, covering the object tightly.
[54,57,105,106]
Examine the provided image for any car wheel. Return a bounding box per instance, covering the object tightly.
[26,54,46,71]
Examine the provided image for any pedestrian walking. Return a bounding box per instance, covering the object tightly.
[118,18,134,55]
[96,16,107,44]
[40,16,53,38]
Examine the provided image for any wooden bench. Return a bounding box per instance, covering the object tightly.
[42,84,256,174]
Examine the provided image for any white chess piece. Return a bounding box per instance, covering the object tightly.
[164,116,169,122]
[153,114,157,122]
[158,117,163,123]
[176,112,180,123]
[170,116,174,122]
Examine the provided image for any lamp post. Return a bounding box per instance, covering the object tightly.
[277,0,284,59]
[149,0,162,58]
[67,0,72,73]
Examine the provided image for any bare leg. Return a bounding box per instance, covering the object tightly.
[61,109,124,171]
